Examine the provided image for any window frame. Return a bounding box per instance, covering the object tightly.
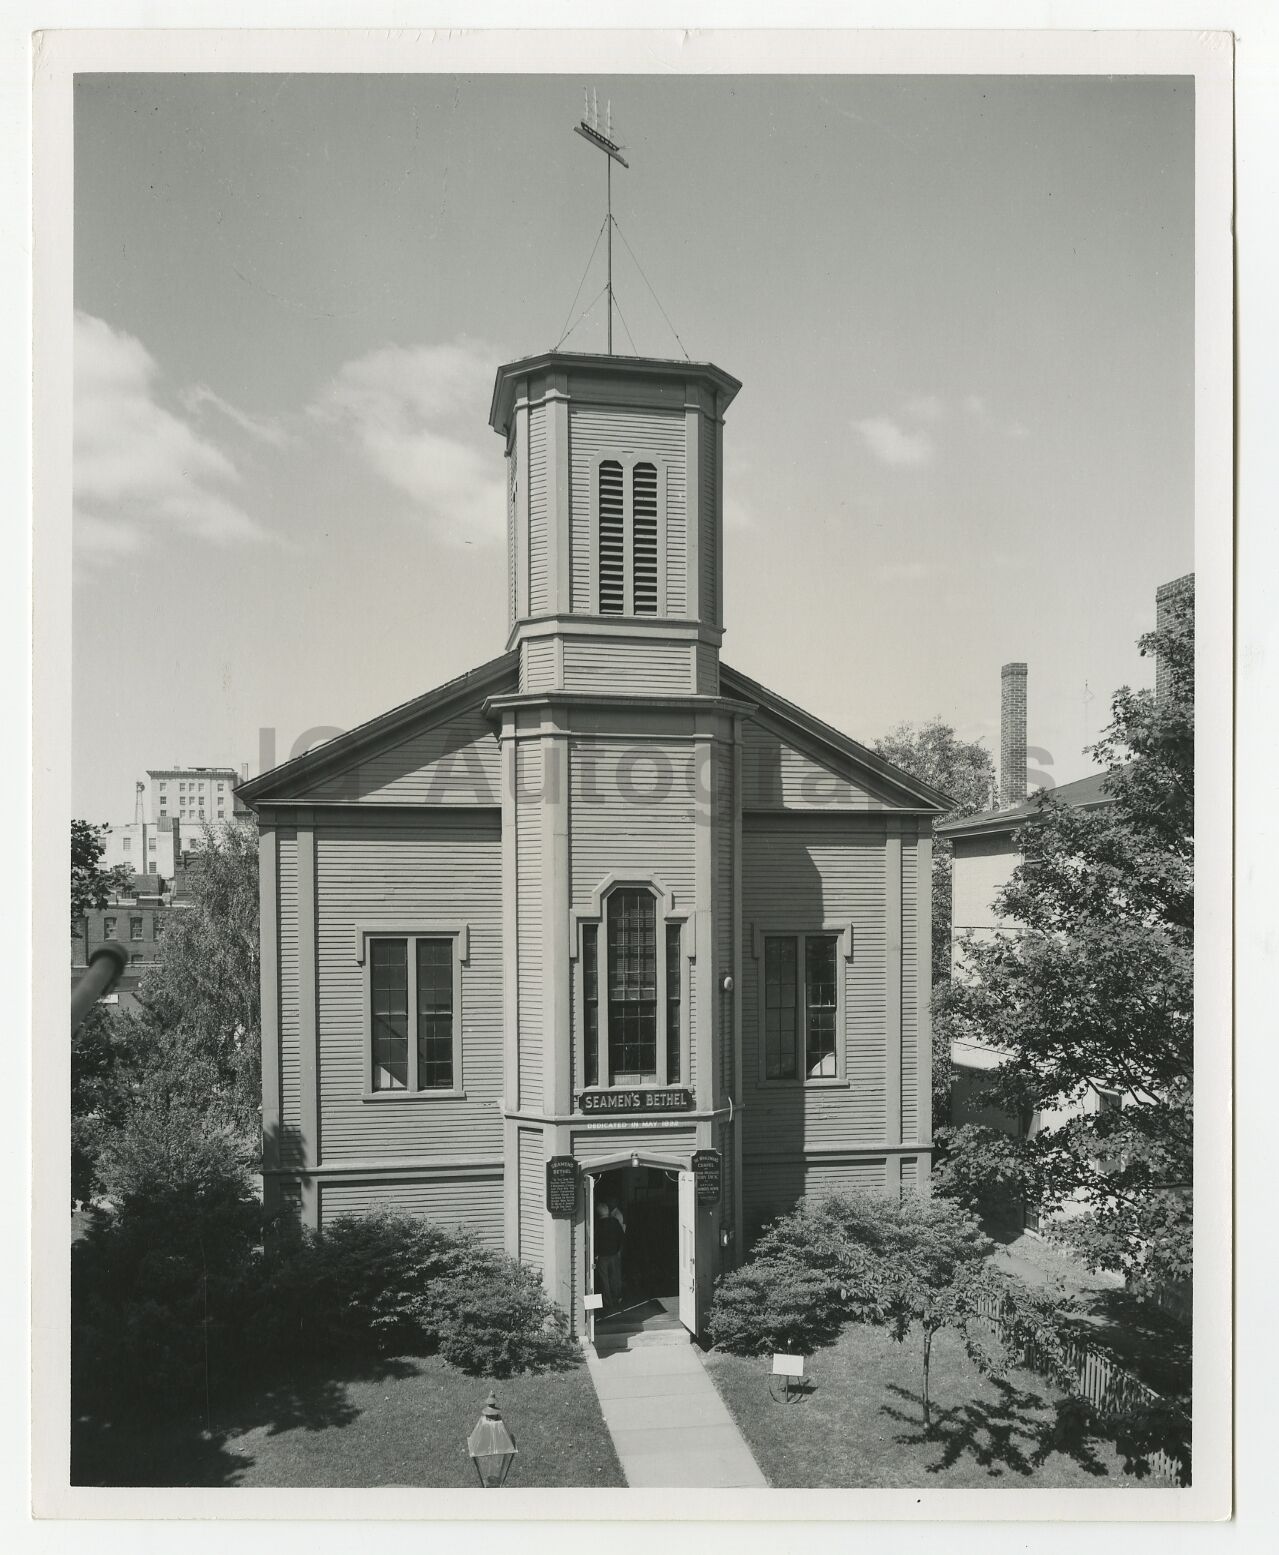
[589,452,670,617]
[572,876,688,1099]
[354,922,469,1101]
[750,922,853,1088]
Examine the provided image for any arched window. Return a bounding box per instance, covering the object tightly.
[580,884,684,1091]
[607,887,657,1080]
[598,460,625,613]
[631,463,658,614]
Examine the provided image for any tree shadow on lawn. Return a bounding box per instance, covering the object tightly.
[880,1380,1114,1481]
[72,1354,420,1488]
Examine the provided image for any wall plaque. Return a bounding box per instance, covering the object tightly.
[545,1155,578,1218]
[692,1148,722,1203]
[578,1088,694,1114]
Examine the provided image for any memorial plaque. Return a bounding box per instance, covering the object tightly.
[577,1087,694,1115]
[545,1155,577,1218]
[692,1148,722,1203]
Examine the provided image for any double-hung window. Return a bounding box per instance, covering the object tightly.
[365,932,463,1096]
[760,931,842,1082]
[580,886,683,1091]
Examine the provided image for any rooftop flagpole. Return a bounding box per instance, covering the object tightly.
[574,92,628,356]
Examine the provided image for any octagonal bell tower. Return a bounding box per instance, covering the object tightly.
[490,351,741,700]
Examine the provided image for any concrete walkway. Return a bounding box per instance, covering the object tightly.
[585,1335,768,1488]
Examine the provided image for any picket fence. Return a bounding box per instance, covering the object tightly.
[973,1293,1188,1487]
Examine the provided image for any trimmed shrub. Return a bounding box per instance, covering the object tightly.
[436,1251,575,1377]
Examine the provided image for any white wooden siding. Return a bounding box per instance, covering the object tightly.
[569,406,686,614]
[569,740,698,909]
[518,1128,545,1273]
[740,717,882,810]
[742,1154,889,1242]
[313,816,503,1161]
[700,416,717,624]
[715,743,734,1095]
[742,823,887,1150]
[561,638,691,694]
[299,706,501,806]
[278,829,303,1167]
[528,405,550,615]
[900,1156,918,1193]
[694,643,719,695]
[522,638,557,692]
[318,1172,503,1246]
[507,447,517,628]
[901,841,918,1143]
[516,744,544,1110]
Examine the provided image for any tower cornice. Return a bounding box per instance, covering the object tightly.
[489,350,741,440]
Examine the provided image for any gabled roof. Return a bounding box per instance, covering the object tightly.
[235,651,518,809]
[719,662,955,813]
[936,768,1120,841]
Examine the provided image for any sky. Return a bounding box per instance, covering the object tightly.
[71,71,1194,820]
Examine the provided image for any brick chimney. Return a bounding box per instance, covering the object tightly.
[1000,662,1028,808]
[1154,573,1194,707]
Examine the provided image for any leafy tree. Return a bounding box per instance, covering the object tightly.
[710,1191,1075,1431]
[873,720,997,1118]
[933,587,1193,1287]
[71,1005,143,1206]
[71,820,109,926]
[137,819,262,1131]
[101,864,138,902]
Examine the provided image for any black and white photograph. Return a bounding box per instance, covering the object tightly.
[27,18,1245,1530]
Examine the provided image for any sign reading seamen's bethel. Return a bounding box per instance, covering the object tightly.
[578,1088,694,1115]
[545,1156,578,1218]
[692,1149,722,1203]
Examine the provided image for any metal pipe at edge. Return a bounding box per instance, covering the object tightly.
[71,940,130,1034]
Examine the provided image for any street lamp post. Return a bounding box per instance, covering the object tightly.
[466,1391,518,1487]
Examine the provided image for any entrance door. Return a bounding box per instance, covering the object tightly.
[677,1169,697,1333]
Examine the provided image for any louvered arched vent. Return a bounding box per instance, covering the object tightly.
[632,462,658,614]
[598,460,625,614]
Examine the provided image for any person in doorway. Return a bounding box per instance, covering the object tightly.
[595,1198,625,1311]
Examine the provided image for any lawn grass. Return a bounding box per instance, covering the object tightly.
[73,1351,624,1488]
[704,1322,1147,1489]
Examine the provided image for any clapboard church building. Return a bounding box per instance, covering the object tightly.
[240,348,949,1338]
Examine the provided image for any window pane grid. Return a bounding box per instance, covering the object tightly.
[583,924,599,1088]
[607,889,657,1079]
[763,936,798,1080]
[805,936,838,1079]
[416,938,454,1090]
[371,939,409,1091]
[665,921,681,1084]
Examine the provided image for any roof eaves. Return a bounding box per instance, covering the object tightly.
[719,662,955,812]
[236,650,518,808]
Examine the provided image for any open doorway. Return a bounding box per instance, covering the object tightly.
[591,1164,682,1338]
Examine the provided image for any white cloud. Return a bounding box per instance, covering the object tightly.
[179,383,290,448]
[853,415,935,468]
[311,339,505,547]
[74,312,269,554]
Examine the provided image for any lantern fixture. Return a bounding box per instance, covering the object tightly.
[466,1391,518,1487]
